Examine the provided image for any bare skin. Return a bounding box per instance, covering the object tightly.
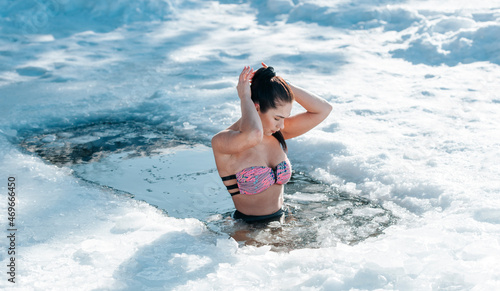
[212,64,332,216]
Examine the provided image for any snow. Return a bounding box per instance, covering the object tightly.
[1,0,500,290]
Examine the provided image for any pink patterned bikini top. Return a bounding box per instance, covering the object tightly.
[221,160,292,196]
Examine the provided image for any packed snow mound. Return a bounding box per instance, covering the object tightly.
[247,0,500,66]
[391,12,500,66]
[287,3,422,31]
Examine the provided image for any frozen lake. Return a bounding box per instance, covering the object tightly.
[1,0,500,289]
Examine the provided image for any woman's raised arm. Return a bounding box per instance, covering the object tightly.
[281,82,332,140]
[211,66,263,154]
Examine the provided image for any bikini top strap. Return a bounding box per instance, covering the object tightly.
[221,174,237,181]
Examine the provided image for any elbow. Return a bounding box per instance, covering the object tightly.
[211,133,221,152]
[325,100,333,114]
[320,100,333,120]
[210,135,217,148]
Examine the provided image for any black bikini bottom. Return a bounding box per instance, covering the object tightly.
[233,208,285,224]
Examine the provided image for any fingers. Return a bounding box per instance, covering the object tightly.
[261,62,268,68]
[239,66,253,82]
[237,66,254,100]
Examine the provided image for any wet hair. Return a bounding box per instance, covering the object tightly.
[251,66,294,151]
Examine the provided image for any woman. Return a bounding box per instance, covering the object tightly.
[211,63,332,223]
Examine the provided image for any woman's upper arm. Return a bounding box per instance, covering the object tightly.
[211,128,263,154]
[281,102,332,140]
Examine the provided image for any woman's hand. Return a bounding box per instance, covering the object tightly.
[259,63,332,140]
[211,66,263,154]
[237,66,254,100]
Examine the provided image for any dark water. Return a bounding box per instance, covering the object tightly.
[209,173,397,252]
[18,120,192,165]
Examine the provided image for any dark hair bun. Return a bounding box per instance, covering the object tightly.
[261,66,276,80]
[252,66,276,84]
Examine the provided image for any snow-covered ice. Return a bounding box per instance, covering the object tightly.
[1,0,500,289]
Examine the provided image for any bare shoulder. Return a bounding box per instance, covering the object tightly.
[211,128,236,152]
[211,129,229,154]
[211,127,263,155]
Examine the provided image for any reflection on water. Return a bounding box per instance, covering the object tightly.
[18,120,190,166]
[208,173,397,252]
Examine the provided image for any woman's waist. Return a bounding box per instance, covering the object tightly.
[232,185,283,215]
